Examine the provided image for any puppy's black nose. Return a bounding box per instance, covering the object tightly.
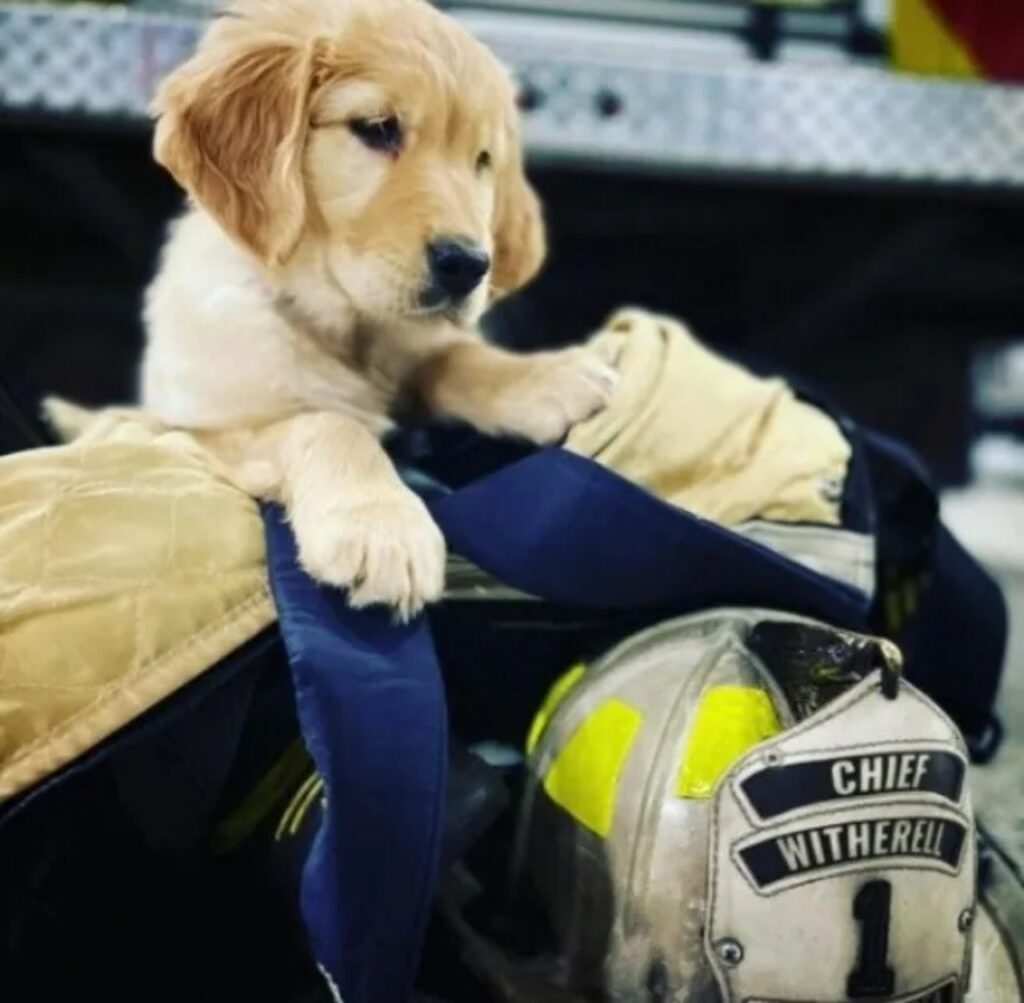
[427,238,490,301]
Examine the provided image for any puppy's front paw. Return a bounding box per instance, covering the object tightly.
[295,489,446,620]
[499,347,618,445]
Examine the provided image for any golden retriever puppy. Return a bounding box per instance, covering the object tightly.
[143,0,616,619]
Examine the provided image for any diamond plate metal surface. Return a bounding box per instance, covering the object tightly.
[464,11,1024,186]
[3,2,1024,189]
[0,3,199,118]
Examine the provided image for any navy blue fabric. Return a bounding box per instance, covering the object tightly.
[859,431,1007,741]
[911,523,1007,738]
[430,448,870,624]
[262,506,448,1003]
[263,448,874,1003]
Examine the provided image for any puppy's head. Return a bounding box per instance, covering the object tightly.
[152,0,544,324]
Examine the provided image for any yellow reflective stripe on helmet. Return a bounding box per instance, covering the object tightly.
[526,662,586,755]
[676,685,781,799]
[542,697,642,837]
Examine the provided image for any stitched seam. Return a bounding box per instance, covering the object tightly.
[1,583,273,772]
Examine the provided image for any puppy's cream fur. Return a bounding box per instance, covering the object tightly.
[142,0,615,617]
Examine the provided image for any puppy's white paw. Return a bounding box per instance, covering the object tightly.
[498,347,618,445]
[295,488,446,620]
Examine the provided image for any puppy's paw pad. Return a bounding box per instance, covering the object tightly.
[296,491,446,619]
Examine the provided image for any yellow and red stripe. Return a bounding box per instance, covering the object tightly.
[894,0,1024,81]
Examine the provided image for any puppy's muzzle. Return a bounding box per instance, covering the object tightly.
[424,237,490,306]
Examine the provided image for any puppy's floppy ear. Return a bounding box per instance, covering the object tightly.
[490,129,546,298]
[152,26,319,266]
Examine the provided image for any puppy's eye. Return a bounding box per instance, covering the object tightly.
[349,116,402,154]
[475,150,492,173]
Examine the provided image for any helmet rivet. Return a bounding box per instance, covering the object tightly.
[764,750,783,767]
[958,908,974,932]
[716,938,744,966]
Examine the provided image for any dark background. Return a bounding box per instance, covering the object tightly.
[4,121,1024,483]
